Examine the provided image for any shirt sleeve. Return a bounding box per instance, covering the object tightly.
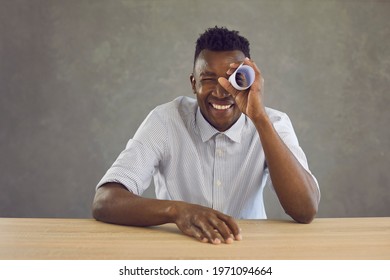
[96,108,167,195]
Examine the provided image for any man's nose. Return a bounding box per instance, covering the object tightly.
[212,82,230,98]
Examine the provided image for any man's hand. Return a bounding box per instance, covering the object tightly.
[173,201,242,245]
[218,57,266,121]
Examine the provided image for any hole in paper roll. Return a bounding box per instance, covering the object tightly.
[228,64,255,91]
[236,73,247,87]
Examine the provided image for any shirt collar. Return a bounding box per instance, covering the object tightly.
[195,107,246,143]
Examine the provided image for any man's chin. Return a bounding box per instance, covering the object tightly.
[210,119,235,132]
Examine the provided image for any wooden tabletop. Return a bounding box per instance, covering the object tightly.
[0,217,389,260]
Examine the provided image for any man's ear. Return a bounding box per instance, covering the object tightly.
[190,74,196,94]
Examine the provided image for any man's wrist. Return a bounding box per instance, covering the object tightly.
[251,111,272,132]
[164,201,180,223]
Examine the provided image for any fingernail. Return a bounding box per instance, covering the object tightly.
[236,234,243,241]
[226,237,234,244]
[213,238,221,244]
[245,57,250,61]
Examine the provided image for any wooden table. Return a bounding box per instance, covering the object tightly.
[0,218,389,259]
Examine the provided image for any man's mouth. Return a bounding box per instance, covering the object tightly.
[211,103,233,110]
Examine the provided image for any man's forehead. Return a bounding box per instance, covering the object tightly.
[194,49,245,74]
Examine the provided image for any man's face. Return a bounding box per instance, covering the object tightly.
[191,50,246,132]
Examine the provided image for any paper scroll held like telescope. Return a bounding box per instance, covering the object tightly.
[228,63,255,91]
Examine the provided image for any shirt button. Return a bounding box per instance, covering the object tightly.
[216,149,223,156]
[216,180,222,187]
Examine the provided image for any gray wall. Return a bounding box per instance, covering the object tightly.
[1,0,389,219]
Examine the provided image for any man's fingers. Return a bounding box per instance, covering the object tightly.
[198,214,241,244]
[218,77,240,98]
[218,214,242,241]
[196,220,223,245]
[226,62,240,75]
[182,225,207,243]
[210,219,234,244]
[218,77,231,91]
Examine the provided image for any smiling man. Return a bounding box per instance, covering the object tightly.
[92,26,320,245]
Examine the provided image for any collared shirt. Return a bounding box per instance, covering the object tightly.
[97,96,318,219]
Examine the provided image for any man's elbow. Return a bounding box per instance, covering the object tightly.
[294,212,316,224]
[92,198,106,222]
[291,188,320,224]
[288,205,318,224]
[92,191,112,223]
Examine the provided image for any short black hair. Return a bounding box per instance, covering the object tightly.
[194,26,251,67]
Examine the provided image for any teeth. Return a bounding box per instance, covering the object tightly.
[212,104,232,110]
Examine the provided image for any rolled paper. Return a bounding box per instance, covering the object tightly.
[228,63,255,90]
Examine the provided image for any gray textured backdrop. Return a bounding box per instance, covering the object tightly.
[1,0,389,219]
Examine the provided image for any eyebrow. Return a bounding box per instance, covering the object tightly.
[200,71,217,77]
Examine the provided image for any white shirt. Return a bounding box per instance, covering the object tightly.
[97,96,318,219]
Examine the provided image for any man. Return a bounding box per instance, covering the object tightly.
[92,27,320,245]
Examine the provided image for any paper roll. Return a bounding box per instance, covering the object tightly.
[228,63,255,90]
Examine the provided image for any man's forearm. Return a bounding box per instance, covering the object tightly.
[253,114,320,223]
[92,183,176,226]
